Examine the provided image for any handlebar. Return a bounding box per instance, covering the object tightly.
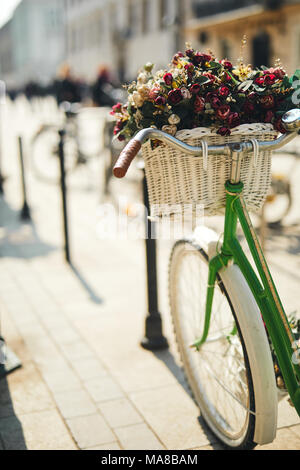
[113,108,300,178]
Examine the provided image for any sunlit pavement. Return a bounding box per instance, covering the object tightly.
[0,97,299,450]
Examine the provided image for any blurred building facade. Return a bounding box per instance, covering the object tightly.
[1,0,300,92]
[65,0,185,82]
[0,0,65,89]
[185,0,300,73]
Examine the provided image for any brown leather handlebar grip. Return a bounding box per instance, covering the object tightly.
[113,139,142,178]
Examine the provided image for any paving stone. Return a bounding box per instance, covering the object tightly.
[114,423,164,450]
[84,376,124,403]
[54,388,97,419]
[48,325,81,345]
[60,339,94,362]
[256,426,300,450]
[0,409,77,450]
[130,384,215,450]
[98,398,143,429]
[0,362,54,418]
[70,356,108,381]
[66,413,115,449]
[86,442,122,450]
[42,363,82,393]
[278,397,300,428]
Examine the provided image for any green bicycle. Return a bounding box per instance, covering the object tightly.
[113,109,300,450]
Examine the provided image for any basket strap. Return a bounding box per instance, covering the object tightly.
[201,139,208,172]
[250,138,259,168]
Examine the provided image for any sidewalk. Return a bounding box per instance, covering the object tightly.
[0,99,299,450]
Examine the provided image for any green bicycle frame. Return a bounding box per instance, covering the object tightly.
[194,179,300,416]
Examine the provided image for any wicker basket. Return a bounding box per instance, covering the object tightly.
[142,123,277,219]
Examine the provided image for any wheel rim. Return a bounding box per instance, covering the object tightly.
[171,244,254,444]
[32,129,77,182]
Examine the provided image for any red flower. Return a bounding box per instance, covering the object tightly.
[264,110,274,123]
[190,83,201,95]
[260,94,275,109]
[172,51,184,64]
[273,68,286,79]
[193,53,212,65]
[155,96,166,106]
[163,73,173,86]
[168,88,183,105]
[194,96,205,113]
[185,48,195,57]
[217,127,231,136]
[264,74,276,86]
[255,76,265,86]
[274,118,287,134]
[203,72,216,84]
[113,119,125,135]
[184,63,194,77]
[205,91,220,108]
[216,104,231,120]
[117,134,125,141]
[227,112,240,128]
[111,102,122,114]
[220,59,233,70]
[223,72,232,82]
[210,96,221,109]
[218,86,230,98]
[264,67,286,80]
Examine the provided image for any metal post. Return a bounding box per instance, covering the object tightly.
[0,105,5,194]
[140,170,168,351]
[18,136,31,221]
[58,129,71,263]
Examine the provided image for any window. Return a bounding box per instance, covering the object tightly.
[141,0,151,34]
[159,0,168,29]
[220,39,231,60]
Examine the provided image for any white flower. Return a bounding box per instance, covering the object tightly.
[180,87,191,100]
[162,125,177,136]
[137,85,149,98]
[137,72,148,85]
[168,114,181,125]
[132,91,144,107]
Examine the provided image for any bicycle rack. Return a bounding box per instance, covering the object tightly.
[140,168,168,351]
[18,136,31,221]
[58,129,71,264]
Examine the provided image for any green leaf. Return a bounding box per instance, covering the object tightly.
[195,75,211,85]
[253,84,266,93]
[290,69,300,85]
[237,80,253,92]
[208,61,222,70]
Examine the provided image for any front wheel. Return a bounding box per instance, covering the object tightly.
[169,237,278,449]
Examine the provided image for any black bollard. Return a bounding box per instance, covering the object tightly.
[0,107,4,194]
[140,169,168,351]
[58,129,71,264]
[18,136,31,221]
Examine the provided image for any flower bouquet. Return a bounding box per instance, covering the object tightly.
[110,46,300,218]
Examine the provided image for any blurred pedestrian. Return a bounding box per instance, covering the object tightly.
[91,66,116,107]
[53,64,81,106]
